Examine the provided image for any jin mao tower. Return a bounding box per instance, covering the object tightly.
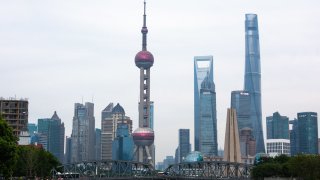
[132,0,155,166]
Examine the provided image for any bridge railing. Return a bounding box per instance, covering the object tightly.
[163,161,252,179]
[51,160,156,179]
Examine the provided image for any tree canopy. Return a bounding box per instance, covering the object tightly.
[0,116,18,178]
[252,154,320,180]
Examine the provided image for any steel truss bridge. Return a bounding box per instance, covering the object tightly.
[164,161,252,179]
[51,160,252,179]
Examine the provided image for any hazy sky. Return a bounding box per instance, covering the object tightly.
[1,0,319,162]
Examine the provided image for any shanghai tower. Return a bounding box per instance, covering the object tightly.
[132,0,155,166]
[244,14,265,153]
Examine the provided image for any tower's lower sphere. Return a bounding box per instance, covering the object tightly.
[132,127,154,146]
[135,50,154,69]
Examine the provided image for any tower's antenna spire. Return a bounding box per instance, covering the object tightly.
[141,0,148,51]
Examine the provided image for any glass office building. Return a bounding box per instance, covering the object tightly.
[244,14,265,153]
[297,112,318,154]
[71,102,95,162]
[266,112,289,139]
[38,111,65,163]
[178,129,191,163]
[231,90,251,131]
[112,123,134,161]
[194,56,217,156]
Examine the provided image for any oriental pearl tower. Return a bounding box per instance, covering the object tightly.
[132,0,155,166]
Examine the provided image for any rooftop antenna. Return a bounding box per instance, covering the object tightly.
[141,0,148,51]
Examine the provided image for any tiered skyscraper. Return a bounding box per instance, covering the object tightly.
[71,102,95,162]
[194,56,218,157]
[132,0,155,166]
[244,14,265,153]
[101,103,132,160]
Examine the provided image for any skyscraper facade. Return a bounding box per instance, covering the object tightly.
[231,90,251,131]
[65,136,72,164]
[266,112,289,139]
[178,129,191,163]
[244,14,265,153]
[38,111,65,163]
[194,56,217,156]
[297,112,318,154]
[28,123,37,136]
[289,119,298,156]
[95,128,101,161]
[71,102,95,162]
[112,123,134,161]
[132,1,155,166]
[101,103,132,160]
[0,98,28,136]
[239,128,256,157]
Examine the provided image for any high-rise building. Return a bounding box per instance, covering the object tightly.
[297,112,318,154]
[95,128,101,161]
[65,136,72,164]
[266,112,289,139]
[163,156,175,170]
[194,56,217,156]
[231,90,251,131]
[0,98,28,136]
[101,103,132,160]
[28,123,37,136]
[318,139,320,154]
[178,129,191,163]
[102,103,114,122]
[289,119,298,156]
[112,122,134,161]
[290,112,319,156]
[38,111,65,163]
[132,1,155,166]
[223,108,241,163]
[244,14,265,153]
[71,102,95,162]
[239,128,256,157]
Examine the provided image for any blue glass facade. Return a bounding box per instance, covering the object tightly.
[289,119,298,156]
[112,123,134,161]
[266,112,289,139]
[231,90,251,131]
[194,56,217,156]
[244,14,265,153]
[71,102,95,162]
[297,112,318,154]
[178,129,191,163]
[38,111,65,163]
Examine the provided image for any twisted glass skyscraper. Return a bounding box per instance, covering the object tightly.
[194,56,217,156]
[244,14,265,153]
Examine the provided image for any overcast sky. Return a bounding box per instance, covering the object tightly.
[1,0,320,163]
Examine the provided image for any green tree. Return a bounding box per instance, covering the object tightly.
[13,145,61,178]
[0,116,18,178]
[288,154,320,180]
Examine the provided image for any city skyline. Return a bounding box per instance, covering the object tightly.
[1,0,320,162]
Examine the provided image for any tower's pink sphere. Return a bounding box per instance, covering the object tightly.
[132,127,154,146]
[135,50,154,69]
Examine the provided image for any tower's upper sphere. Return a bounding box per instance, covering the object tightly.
[132,127,154,146]
[135,50,154,69]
